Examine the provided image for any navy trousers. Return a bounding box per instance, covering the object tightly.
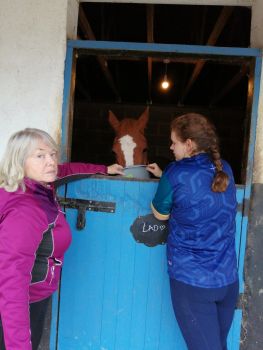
[0,296,50,350]
[170,278,239,350]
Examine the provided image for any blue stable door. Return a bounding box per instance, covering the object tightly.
[50,176,244,350]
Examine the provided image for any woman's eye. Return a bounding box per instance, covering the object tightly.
[37,154,45,159]
[51,152,57,158]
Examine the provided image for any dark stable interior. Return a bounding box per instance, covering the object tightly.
[71,3,252,184]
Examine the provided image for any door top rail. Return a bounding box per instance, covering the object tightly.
[68,40,262,58]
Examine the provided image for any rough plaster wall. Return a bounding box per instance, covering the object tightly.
[67,0,79,40]
[242,184,263,350]
[251,0,263,184]
[242,3,263,346]
[0,0,68,159]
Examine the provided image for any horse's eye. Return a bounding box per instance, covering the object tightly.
[143,148,148,153]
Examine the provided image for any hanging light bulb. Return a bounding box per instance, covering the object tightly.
[161,59,171,91]
[161,74,170,90]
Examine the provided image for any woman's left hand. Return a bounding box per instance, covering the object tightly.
[107,164,124,175]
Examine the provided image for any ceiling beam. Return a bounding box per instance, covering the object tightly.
[179,6,234,104]
[80,1,252,6]
[78,54,245,66]
[209,64,248,106]
[79,6,121,102]
[77,49,203,63]
[146,4,154,103]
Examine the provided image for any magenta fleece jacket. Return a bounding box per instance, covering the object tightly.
[0,162,107,350]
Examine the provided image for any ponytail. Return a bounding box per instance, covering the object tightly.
[209,145,229,192]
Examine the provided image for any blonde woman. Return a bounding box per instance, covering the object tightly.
[0,128,123,350]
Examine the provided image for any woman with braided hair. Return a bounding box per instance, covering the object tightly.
[147,113,238,350]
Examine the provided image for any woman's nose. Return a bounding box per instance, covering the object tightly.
[46,154,56,164]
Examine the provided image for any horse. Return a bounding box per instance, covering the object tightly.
[108,107,149,167]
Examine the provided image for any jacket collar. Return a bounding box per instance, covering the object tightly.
[176,153,210,165]
[24,177,54,195]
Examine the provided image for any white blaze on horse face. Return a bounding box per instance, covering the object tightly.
[119,135,136,166]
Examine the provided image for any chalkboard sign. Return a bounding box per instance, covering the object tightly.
[130,213,169,247]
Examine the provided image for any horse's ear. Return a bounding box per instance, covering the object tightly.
[108,110,120,132]
[138,107,149,131]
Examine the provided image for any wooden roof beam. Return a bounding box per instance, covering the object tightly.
[209,64,248,106]
[79,6,121,102]
[179,6,234,104]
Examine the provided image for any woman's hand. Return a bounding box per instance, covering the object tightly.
[146,163,163,178]
[107,163,124,175]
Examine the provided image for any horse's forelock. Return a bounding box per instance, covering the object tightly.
[117,118,137,133]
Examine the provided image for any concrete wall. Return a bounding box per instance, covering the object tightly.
[242,184,263,350]
[0,0,76,159]
[242,2,263,349]
[250,0,263,184]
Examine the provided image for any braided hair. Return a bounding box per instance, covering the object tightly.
[171,113,229,192]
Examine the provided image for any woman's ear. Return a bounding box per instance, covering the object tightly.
[186,138,197,155]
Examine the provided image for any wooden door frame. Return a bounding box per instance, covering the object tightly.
[52,40,262,348]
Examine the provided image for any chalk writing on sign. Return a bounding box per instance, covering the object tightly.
[142,222,166,232]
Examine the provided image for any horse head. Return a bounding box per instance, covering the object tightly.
[109,107,149,167]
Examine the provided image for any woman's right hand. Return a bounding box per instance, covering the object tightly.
[146,163,163,178]
[107,163,124,175]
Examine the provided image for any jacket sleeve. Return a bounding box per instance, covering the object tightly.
[57,162,107,179]
[152,172,173,218]
[0,205,45,350]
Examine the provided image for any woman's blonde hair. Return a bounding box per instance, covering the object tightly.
[0,128,58,192]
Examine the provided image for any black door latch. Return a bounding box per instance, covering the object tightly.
[58,197,116,230]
